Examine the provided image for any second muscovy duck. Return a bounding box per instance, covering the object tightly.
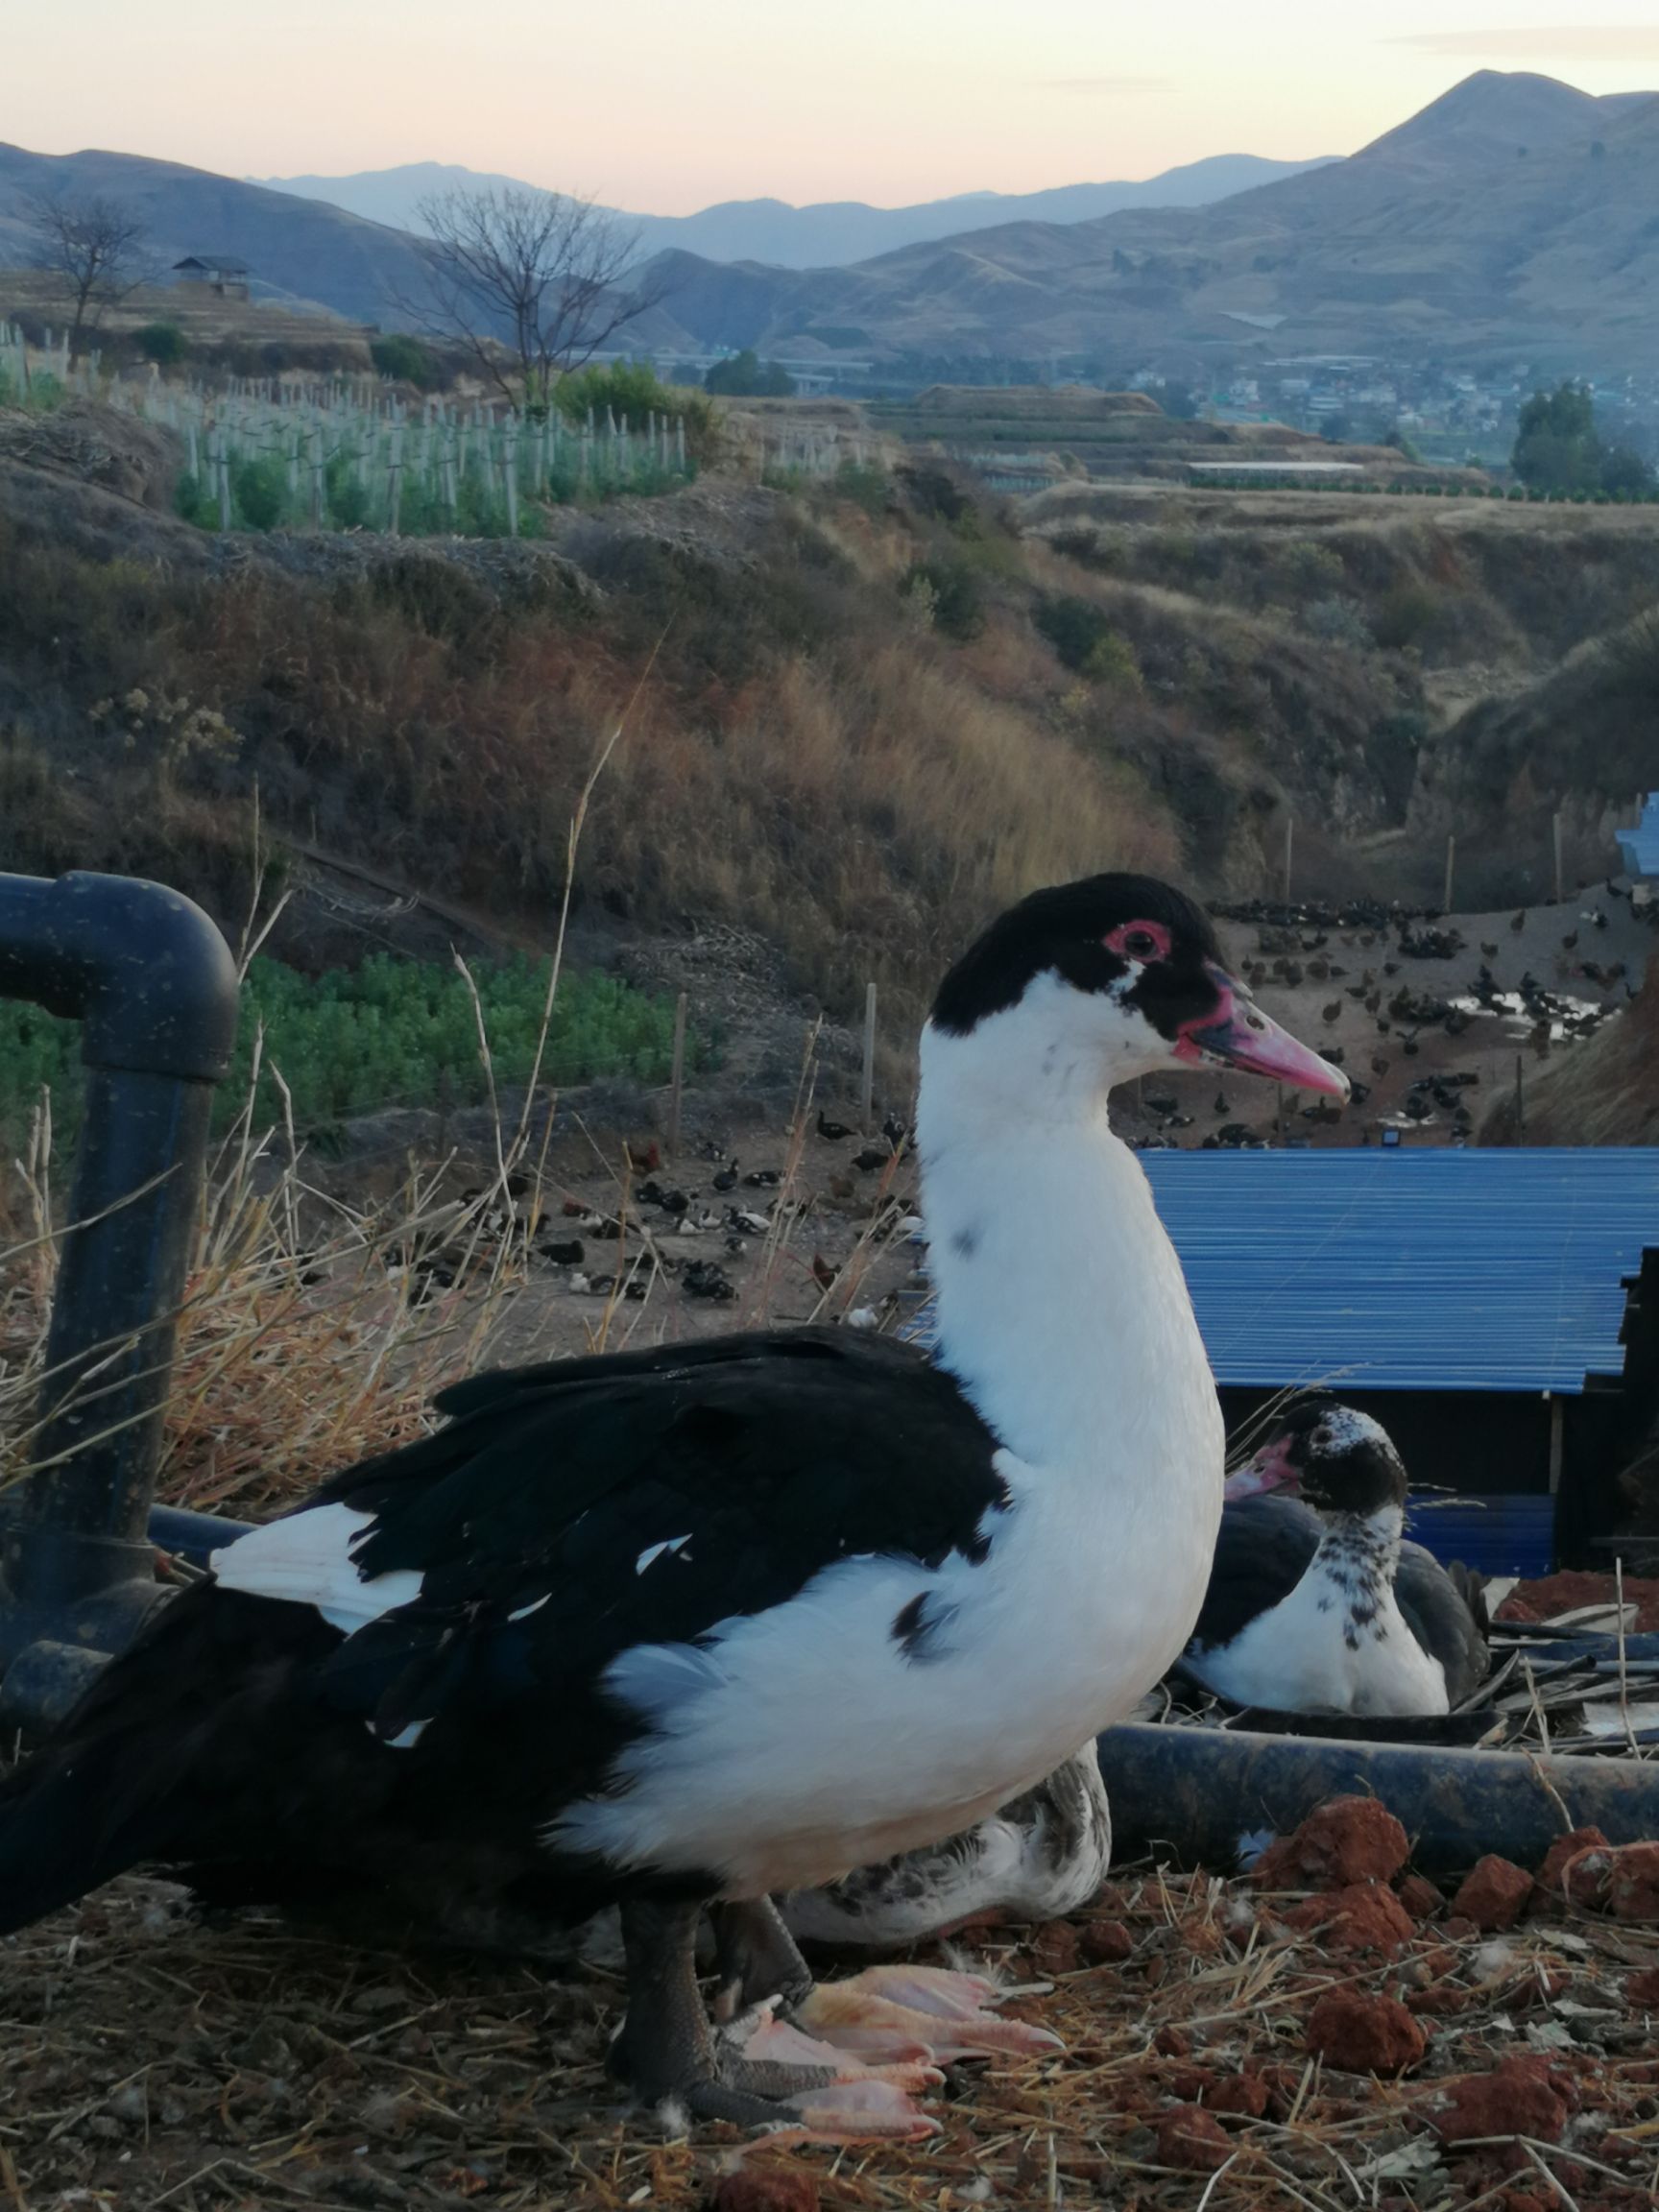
[1185,1395,1490,1715]
[0,874,1344,2137]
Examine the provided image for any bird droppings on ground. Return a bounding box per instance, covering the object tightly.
[10,1789,1659,2212]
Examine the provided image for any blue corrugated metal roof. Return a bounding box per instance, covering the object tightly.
[909,1148,1659,1395]
[1617,793,1659,880]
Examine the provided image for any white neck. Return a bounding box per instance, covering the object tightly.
[916,982,1222,1488]
[1312,1503,1406,1586]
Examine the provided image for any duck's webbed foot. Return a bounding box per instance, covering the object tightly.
[611,1898,938,2142]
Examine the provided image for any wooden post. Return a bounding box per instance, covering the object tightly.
[387,418,404,536]
[1443,831,1455,914]
[1514,1052,1525,1140]
[1547,1393,1564,1495]
[1553,809,1565,903]
[860,981,878,1127]
[667,992,688,1160]
[1282,815,1293,902]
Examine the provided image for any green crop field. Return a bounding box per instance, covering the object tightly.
[0,954,704,1142]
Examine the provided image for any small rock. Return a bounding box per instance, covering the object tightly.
[1397,1873,1445,1922]
[1029,1920,1080,1976]
[1626,1965,1659,2008]
[1079,1917,1134,1964]
[1426,2054,1569,2145]
[1535,1826,1611,1903]
[1441,1914,1479,1941]
[1252,1797,1409,1891]
[712,2172,820,2212]
[1154,2104,1232,2173]
[1206,2071,1269,2118]
[1452,1856,1533,1933]
[1153,2024,1190,2056]
[1306,1989,1427,2075]
[1284,1881,1415,1954]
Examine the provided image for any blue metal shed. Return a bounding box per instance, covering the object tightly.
[908,1148,1659,1575]
[1616,794,1659,881]
[1136,1146,1659,1397]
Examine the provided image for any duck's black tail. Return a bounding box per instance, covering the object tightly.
[0,1584,339,1936]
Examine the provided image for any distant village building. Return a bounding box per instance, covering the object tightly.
[172,256,251,301]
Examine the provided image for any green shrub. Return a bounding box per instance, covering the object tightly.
[232,454,287,531]
[704,349,794,397]
[902,558,984,641]
[371,333,440,389]
[134,322,188,366]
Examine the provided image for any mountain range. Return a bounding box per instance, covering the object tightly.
[252,153,1334,270]
[637,72,1659,373]
[3,72,1656,376]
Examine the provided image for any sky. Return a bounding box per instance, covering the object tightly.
[9,4,1659,212]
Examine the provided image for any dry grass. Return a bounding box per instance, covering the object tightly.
[5,1830,1659,2209]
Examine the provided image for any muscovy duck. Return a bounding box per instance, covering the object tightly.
[1187,1396,1490,1714]
[0,875,1343,2136]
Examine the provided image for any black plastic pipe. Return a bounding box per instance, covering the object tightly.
[1098,1721,1659,1873]
[0,872,238,1703]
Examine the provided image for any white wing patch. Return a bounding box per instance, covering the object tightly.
[210,1502,423,1635]
[636,1534,692,1575]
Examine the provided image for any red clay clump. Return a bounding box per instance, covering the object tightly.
[713,2173,819,2212]
[1396,1873,1445,1922]
[1154,2104,1232,2173]
[1497,1570,1659,1632]
[1425,2055,1569,2145]
[1252,1797,1410,1890]
[1452,1855,1533,1932]
[1206,2071,1270,2118]
[1306,1989,1427,2074]
[1535,1825,1611,1901]
[1284,1882,1415,1954]
[1029,1920,1080,1975]
[1626,1965,1659,2007]
[1554,1839,1659,1921]
[1079,1918,1133,1964]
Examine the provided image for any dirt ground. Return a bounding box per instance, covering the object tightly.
[7,1789,1659,2211]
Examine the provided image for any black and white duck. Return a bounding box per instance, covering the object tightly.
[0,875,1344,2138]
[1188,1396,1490,1715]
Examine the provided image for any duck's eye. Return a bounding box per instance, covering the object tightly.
[1109,921,1167,961]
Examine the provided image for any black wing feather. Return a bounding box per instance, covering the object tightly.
[304,1327,1007,1800]
[1187,1494,1324,1654]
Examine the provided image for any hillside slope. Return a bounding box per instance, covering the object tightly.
[0,143,428,325]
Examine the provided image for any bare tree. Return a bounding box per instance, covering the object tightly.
[28,193,153,358]
[407,185,667,412]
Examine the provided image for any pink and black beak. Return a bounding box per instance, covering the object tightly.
[1174,965,1349,1099]
[1225,1434,1303,1502]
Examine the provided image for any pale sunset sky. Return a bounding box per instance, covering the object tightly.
[10,4,1659,211]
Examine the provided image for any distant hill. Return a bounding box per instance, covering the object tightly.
[0,142,428,326]
[636,72,1659,373]
[253,154,1335,270]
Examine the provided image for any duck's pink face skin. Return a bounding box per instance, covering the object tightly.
[1172,964,1350,1099]
[1224,1435,1302,1502]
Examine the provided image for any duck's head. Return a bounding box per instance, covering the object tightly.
[1229,1396,1408,1520]
[926,874,1349,1104]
